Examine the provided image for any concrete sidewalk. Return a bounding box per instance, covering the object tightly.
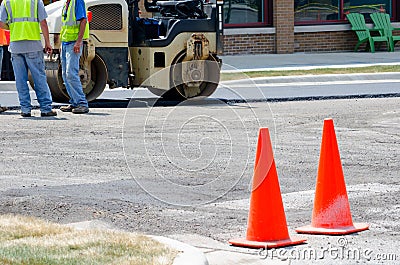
[221,51,400,72]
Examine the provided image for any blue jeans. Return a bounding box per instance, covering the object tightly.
[11,51,53,113]
[61,42,88,107]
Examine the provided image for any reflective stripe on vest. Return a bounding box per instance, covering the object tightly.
[60,0,89,42]
[5,0,40,42]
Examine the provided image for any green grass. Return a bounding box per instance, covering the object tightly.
[0,215,177,265]
[220,65,400,81]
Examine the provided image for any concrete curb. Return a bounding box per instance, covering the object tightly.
[150,235,209,265]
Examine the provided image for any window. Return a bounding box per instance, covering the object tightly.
[344,0,392,19]
[224,0,271,26]
[295,0,396,24]
[295,0,340,22]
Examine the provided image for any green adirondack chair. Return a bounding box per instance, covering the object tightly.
[346,13,389,53]
[370,12,400,52]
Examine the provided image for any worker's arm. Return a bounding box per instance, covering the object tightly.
[0,3,9,30]
[40,19,52,54]
[73,18,86,53]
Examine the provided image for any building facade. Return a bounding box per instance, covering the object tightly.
[43,0,400,55]
[223,0,400,54]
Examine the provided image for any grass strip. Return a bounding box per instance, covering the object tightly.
[0,214,177,265]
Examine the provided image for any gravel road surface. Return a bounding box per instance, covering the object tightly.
[0,97,399,264]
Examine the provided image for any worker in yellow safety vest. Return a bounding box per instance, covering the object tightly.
[0,14,6,112]
[0,0,8,109]
[0,27,7,81]
[0,0,57,117]
[59,0,90,114]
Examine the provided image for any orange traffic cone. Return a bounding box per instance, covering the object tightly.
[229,128,306,248]
[296,119,369,235]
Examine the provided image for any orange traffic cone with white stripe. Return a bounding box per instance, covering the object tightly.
[229,128,306,248]
[296,119,369,235]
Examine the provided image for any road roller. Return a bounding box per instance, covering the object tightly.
[39,0,224,102]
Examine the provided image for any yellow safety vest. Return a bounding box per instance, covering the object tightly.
[4,0,41,42]
[60,0,89,42]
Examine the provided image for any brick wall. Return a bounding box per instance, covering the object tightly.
[274,0,294,53]
[223,34,276,55]
[294,31,356,52]
[222,30,395,55]
[140,0,397,55]
[295,31,389,52]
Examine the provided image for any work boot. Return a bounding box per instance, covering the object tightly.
[60,105,74,112]
[72,106,89,114]
[41,110,58,117]
[20,112,32,117]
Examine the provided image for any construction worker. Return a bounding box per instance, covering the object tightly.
[0,28,5,80]
[0,0,57,117]
[0,27,6,113]
[0,1,6,113]
[0,0,4,79]
[59,0,90,114]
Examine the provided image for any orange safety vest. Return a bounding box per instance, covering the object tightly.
[0,29,9,45]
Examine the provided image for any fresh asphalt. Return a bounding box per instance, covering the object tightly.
[0,52,399,265]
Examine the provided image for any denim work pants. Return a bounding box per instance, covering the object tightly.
[61,42,88,108]
[11,51,53,113]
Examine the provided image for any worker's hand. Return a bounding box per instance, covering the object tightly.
[74,40,82,53]
[44,43,53,55]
